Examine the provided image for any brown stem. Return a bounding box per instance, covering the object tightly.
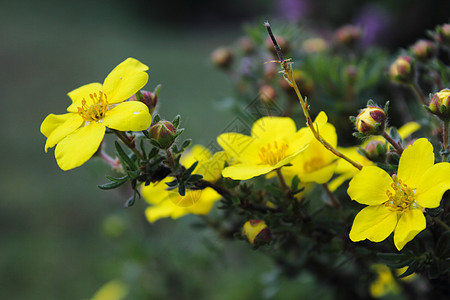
[410,81,428,106]
[322,183,341,209]
[442,120,449,162]
[382,131,404,154]
[264,22,363,171]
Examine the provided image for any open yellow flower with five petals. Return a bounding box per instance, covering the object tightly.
[348,138,450,250]
[217,116,311,180]
[40,58,152,170]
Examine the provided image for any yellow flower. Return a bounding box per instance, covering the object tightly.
[141,145,224,222]
[369,264,415,298]
[40,58,152,170]
[217,116,311,180]
[348,138,450,250]
[329,122,420,191]
[90,279,128,300]
[279,112,337,184]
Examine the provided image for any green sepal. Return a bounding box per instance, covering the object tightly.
[172,115,181,128]
[135,90,144,101]
[98,179,127,190]
[426,207,444,217]
[181,139,192,150]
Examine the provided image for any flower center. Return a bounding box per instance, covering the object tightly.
[384,174,418,214]
[303,156,324,173]
[258,141,288,165]
[77,91,109,122]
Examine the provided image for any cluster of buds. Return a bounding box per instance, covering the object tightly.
[389,56,415,85]
[428,89,450,120]
[334,25,362,47]
[410,40,435,62]
[351,102,387,136]
[242,219,271,247]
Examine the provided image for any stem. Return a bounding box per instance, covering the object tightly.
[265,22,363,171]
[442,120,449,162]
[382,131,404,154]
[276,168,292,199]
[322,183,341,209]
[99,149,122,169]
[113,130,146,160]
[433,217,450,231]
[410,81,428,106]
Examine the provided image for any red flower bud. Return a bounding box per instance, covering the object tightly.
[242,219,271,246]
[356,106,386,135]
[211,46,234,69]
[148,121,177,149]
[389,56,414,85]
[429,89,450,120]
[410,40,435,62]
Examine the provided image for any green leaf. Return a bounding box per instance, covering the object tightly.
[98,180,127,190]
[149,138,163,148]
[181,139,192,150]
[114,141,137,171]
[187,174,203,183]
[397,260,419,279]
[147,147,159,159]
[178,182,186,196]
[152,114,161,125]
[105,175,129,183]
[184,161,199,178]
[124,192,138,207]
[436,231,450,258]
[153,83,162,98]
[388,127,402,144]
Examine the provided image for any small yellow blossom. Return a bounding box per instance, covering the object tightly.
[217,116,311,180]
[370,264,415,298]
[40,58,152,170]
[279,112,337,184]
[141,145,225,222]
[348,138,450,250]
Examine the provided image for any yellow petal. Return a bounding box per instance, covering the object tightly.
[141,180,169,205]
[180,144,211,170]
[217,133,260,163]
[251,116,297,141]
[145,202,176,223]
[91,280,128,300]
[299,162,337,184]
[43,113,84,152]
[398,138,434,188]
[54,122,105,170]
[197,151,229,182]
[393,209,426,250]
[222,163,276,180]
[66,82,103,113]
[40,113,73,138]
[348,166,393,205]
[398,122,420,139]
[415,162,450,208]
[103,101,152,131]
[102,58,149,104]
[328,173,353,191]
[349,204,397,242]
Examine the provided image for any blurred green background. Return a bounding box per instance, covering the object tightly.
[1,0,449,299]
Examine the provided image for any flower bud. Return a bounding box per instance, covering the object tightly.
[355,106,386,135]
[238,36,255,54]
[130,90,157,115]
[429,88,450,120]
[242,219,271,246]
[259,85,277,104]
[335,25,362,47]
[280,69,314,97]
[148,120,177,149]
[435,24,450,47]
[364,140,387,162]
[389,56,414,85]
[302,38,328,54]
[410,40,435,62]
[265,35,290,56]
[211,46,234,69]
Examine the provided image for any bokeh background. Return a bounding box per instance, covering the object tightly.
[1,0,449,299]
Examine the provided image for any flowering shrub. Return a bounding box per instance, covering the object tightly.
[41,22,450,298]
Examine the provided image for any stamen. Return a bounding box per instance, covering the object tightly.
[384,174,418,214]
[77,91,109,122]
[258,141,288,165]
